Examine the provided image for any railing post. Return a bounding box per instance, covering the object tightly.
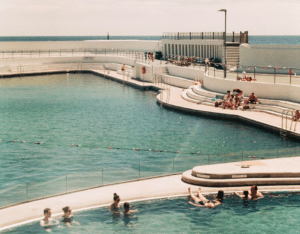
[26,183,28,200]
[274,67,276,84]
[139,163,141,179]
[173,158,175,173]
[214,65,215,77]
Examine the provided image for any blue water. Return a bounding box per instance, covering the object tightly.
[0,73,300,196]
[4,192,300,233]
[1,35,300,45]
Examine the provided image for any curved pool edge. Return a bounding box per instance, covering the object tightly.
[2,171,300,232]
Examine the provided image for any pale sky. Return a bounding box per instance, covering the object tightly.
[0,0,299,36]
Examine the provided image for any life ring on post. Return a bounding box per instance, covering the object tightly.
[141,66,146,74]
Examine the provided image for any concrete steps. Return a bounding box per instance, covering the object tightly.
[183,85,300,118]
[226,46,240,66]
[182,157,300,187]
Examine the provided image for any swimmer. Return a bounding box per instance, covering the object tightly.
[123,202,138,216]
[235,190,251,200]
[188,188,221,208]
[40,208,59,232]
[215,190,224,202]
[61,206,79,227]
[249,185,264,200]
[110,193,121,211]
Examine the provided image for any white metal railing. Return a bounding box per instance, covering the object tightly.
[281,110,298,134]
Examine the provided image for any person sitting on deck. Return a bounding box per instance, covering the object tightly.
[188,187,222,208]
[233,95,241,110]
[292,110,300,121]
[224,95,234,109]
[249,185,264,200]
[243,92,258,109]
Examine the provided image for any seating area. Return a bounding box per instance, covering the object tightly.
[182,84,300,119]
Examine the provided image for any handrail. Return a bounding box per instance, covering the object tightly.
[281,110,298,133]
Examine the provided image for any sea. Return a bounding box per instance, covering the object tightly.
[0,35,300,45]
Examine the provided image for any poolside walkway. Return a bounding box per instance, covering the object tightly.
[2,157,300,231]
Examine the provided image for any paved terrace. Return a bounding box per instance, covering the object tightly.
[2,67,300,231]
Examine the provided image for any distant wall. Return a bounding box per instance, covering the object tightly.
[240,44,300,69]
[0,40,159,52]
[203,73,300,103]
[167,65,205,81]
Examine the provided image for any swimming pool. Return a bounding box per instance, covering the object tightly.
[4,192,300,233]
[1,73,300,206]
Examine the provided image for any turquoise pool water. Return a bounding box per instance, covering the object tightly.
[4,192,300,233]
[0,73,300,200]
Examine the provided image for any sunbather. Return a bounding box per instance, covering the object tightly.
[292,110,300,121]
[188,188,221,208]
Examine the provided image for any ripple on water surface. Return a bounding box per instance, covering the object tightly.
[0,73,300,189]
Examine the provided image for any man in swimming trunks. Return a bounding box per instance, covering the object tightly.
[40,208,59,231]
[248,92,258,104]
[249,185,264,200]
[188,188,221,208]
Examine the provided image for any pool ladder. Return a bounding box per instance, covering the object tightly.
[154,74,171,105]
[281,110,298,138]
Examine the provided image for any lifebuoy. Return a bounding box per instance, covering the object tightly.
[141,67,146,74]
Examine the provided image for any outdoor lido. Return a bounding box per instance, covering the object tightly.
[2,32,300,233]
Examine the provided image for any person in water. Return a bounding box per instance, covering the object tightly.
[188,188,221,208]
[215,190,224,202]
[61,206,80,226]
[40,208,59,232]
[235,190,251,200]
[123,202,138,216]
[249,185,264,200]
[110,193,121,210]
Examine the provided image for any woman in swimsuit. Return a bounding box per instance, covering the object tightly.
[188,188,221,208]
[110,193,121,211]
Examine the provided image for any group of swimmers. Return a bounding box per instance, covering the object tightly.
[40,206,78,232]
[40,193,137,231]
[188,185,264,208]
[40,186,262,231]
[110,193,137,215]
[215,89,258,110]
